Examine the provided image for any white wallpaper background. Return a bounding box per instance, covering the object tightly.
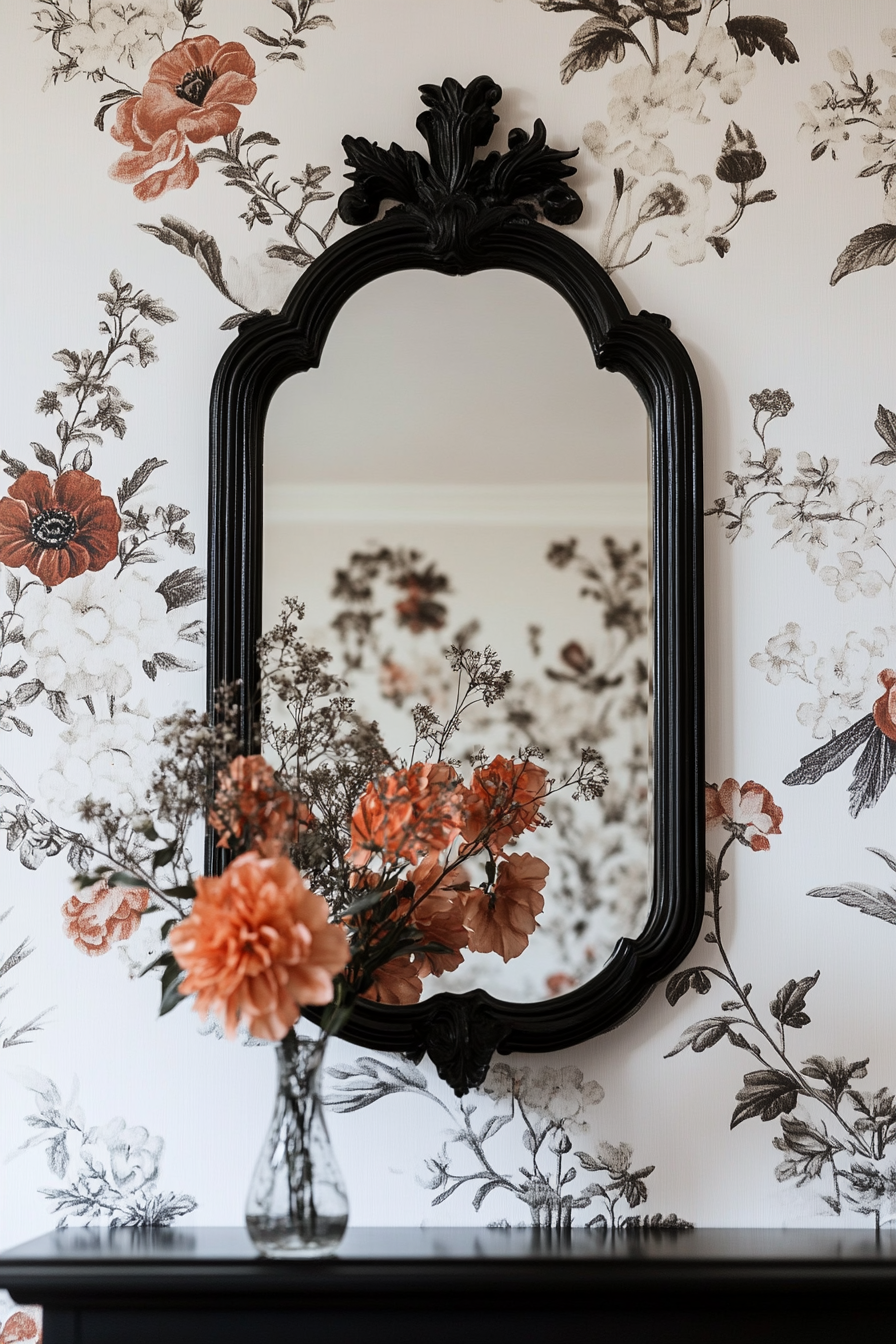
[2,0,896,1289]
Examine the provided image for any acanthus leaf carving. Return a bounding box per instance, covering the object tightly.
[338,75,583,266]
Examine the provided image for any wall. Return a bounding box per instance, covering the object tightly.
[3,0,896,1283]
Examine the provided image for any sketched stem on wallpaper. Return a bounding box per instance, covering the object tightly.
[13,1070,196,1228]
[326,1054,691,1230]
[669,784,896,1228]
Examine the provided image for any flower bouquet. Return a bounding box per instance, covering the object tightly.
[67,599,607,1254]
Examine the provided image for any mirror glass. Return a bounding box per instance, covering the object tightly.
[262,268,652,1004]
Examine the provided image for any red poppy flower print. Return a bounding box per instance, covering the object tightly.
[0,471,120,587]
[109,36,256,200]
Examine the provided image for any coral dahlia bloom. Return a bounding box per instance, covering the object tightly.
[462,755,549,853]
[464,852,548,961]
[705,778,783,851]
[169,852,348,1041]
[109,36,256,199]
[0,471,120,587]
[63,879,150,957]
[347,762,464,868]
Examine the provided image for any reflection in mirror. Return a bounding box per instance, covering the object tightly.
[262,269,651,1004]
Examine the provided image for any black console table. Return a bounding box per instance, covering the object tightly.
[4,1226,896,1344]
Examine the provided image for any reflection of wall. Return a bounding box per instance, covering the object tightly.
[5,0,896,1264]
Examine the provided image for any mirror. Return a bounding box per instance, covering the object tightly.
[262,268,652,1004]
[208,74,703,1093]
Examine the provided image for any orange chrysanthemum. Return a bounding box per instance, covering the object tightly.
[62,879,149,957]
[464,852,548,962]
[209,754,312,855]
[461,755,549,853]
[168,852,349,1041]
[347,761,463,868]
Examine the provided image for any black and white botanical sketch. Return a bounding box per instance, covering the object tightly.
[33,1,339,326]
[798,29,896,285]
[670,782,896,1227]
[12,1071,197,1228]
[0,910,50,1050]
[808,845,896,930]
[529,0,797,270]
[0,269,208,867]
[326,1054,691,1230]
[707,391,896,604]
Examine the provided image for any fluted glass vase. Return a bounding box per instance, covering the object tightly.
[246,1032,348,1257]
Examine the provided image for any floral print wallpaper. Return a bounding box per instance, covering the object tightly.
[3,1,896,1319]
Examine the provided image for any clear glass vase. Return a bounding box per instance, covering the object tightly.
[246,1032,348,1258]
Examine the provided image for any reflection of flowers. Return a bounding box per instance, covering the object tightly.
[464,852,549,961]
[169,852,350,1041]
[110,37,257,200]
[67,1,179,74]
[705,778,782,852]
[63,878,150,957]
[0,471,119,587]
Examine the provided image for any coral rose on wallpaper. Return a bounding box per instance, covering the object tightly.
[0,1307,41,1343]
[109,36,256,200]
[63,879,150,957]
[169,852,350,1041]
[704,777,783,851]
[0,471,119,587]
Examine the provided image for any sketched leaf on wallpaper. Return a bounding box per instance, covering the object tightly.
[34,2,339,326]
[326,1055,691,1230]
[0,909,50,1050]
[669,782,896,1226]
[11,1070,196,1228]
[809,847,896,926]
[798,31,896,285]
[530,0,797,271]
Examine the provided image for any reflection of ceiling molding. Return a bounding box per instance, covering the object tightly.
[263,481,649,528]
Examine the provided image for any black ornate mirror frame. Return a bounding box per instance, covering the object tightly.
[207,75,704,1095]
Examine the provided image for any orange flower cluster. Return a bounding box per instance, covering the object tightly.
[347,761,464,867]
[210,754,312,856]
[348,755,552,1004]
[462,755,549,853]
[63,879,150,957]
[168,852,349,1041]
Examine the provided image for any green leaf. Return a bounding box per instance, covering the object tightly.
[159,966,188,1015]
[107,870,145,887]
